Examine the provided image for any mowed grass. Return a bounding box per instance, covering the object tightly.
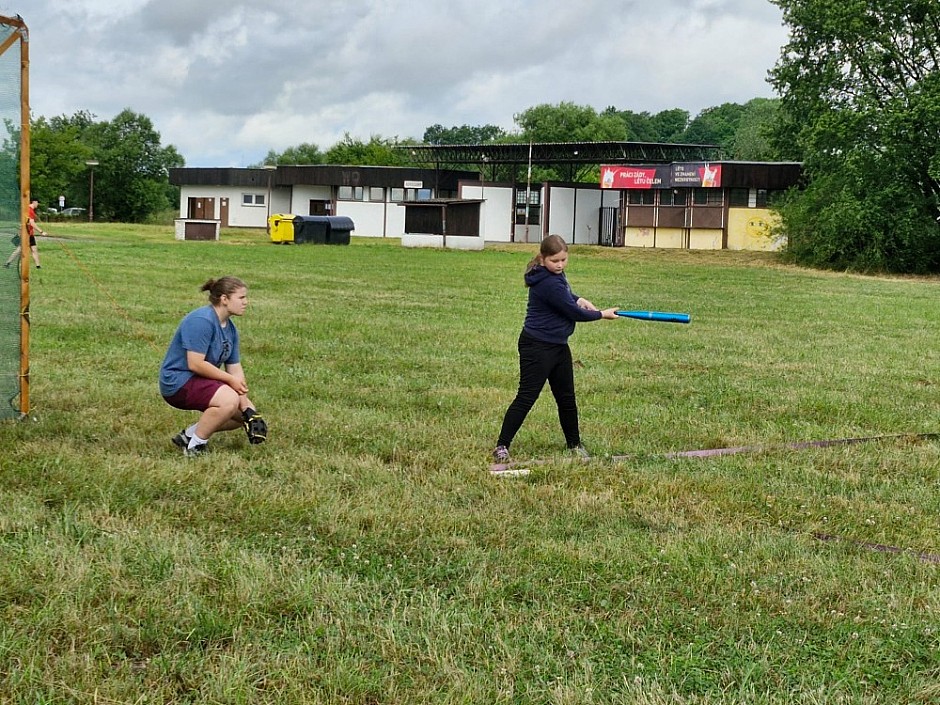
[0,222,938,704]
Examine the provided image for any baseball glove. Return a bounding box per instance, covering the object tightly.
[244,413,268,444]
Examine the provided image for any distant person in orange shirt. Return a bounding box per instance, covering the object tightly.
[4,197,44,269]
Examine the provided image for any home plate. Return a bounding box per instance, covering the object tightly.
[489,463,531,477]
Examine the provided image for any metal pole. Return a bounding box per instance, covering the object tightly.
[263,164,277,230]
[524,141,532,243]
[17,17,30,417]
[85,160,99,222]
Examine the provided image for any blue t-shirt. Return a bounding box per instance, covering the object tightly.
[159,305,240,396]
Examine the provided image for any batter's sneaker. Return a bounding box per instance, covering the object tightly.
[568,445,591,461]
[492,445,510,463]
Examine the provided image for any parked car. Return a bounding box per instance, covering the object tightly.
[59,207,87,217]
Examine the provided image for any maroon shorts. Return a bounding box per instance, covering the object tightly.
[163,376,225,411]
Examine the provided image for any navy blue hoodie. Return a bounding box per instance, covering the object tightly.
[522,265,602,344]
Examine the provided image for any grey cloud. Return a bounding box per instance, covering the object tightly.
[24,0,788,166]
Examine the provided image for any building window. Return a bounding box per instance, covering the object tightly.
[660,190,688,206]
[728,188,750,207]
[627,190,654,205]
[693,189,724,206]
[338,186,364,200]
[515,206,540,225]
[369,187,385,202]
[515,188,541,225]
[389,187,435,203]
[516,189,540,206]
[756,189,769,207]
[242,193,265,206]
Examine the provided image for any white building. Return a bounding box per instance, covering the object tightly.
[169,147,801,250]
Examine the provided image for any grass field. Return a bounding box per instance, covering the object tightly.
[0,223,938,704]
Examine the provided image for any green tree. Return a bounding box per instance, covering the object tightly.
[29,109,182,222]
[422,124,507,145]
[512,102,627,181]
[255,142,325,166]
[600,107,689,143]
[730,98,784,161]
[680,98,784,159]
[682,102,747,152]
[769,0,940,273]
[29,112,97,209]
[324,134,414,166]
[81,109,184,222]
[514,102,627,144]
[647,109,690,142]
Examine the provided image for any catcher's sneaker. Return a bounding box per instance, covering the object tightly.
[184,442,209,458]
[172,430,191,450]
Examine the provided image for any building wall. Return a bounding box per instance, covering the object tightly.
[289,185,332,214]
[460,183,515,243]
[512,185,546,244]
[624,227,654,248]
[548,187,607,246]
[689,229,723,250]
[727,208,784,251]
[179,185,271,228]
[334,200,394,238]
[177,174,787,251]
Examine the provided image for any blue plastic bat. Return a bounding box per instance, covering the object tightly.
[615,310,691,324]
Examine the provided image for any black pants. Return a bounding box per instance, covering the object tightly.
[497,330,580,449]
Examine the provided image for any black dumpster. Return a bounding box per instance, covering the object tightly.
[293,215,354,245]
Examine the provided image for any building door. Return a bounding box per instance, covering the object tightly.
[599,206,618,247]
[220,198,229,227]
[188,197,216,219]
[309,199,330,216]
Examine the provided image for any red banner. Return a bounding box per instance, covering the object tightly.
[600,165,669,189]
[671,163,722,187]
[600,163,722,189]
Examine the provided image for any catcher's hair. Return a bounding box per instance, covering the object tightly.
[524,234,568,283]
[201,276,247,305]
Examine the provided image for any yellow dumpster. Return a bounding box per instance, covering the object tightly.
[268,214,296,243]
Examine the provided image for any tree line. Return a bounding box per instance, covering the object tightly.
[31,109,183,222]
[30,98,780,223]
[256,98,781,176]
[29,0,940,273]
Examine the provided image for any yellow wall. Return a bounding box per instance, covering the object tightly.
[625,211,784,251]
[727,208,784,251]
[624,227,655,247]
[652,228,685,249]
[625,227,723,249]
[689,229,722,250]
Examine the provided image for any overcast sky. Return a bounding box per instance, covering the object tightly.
[10,0,789,167]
